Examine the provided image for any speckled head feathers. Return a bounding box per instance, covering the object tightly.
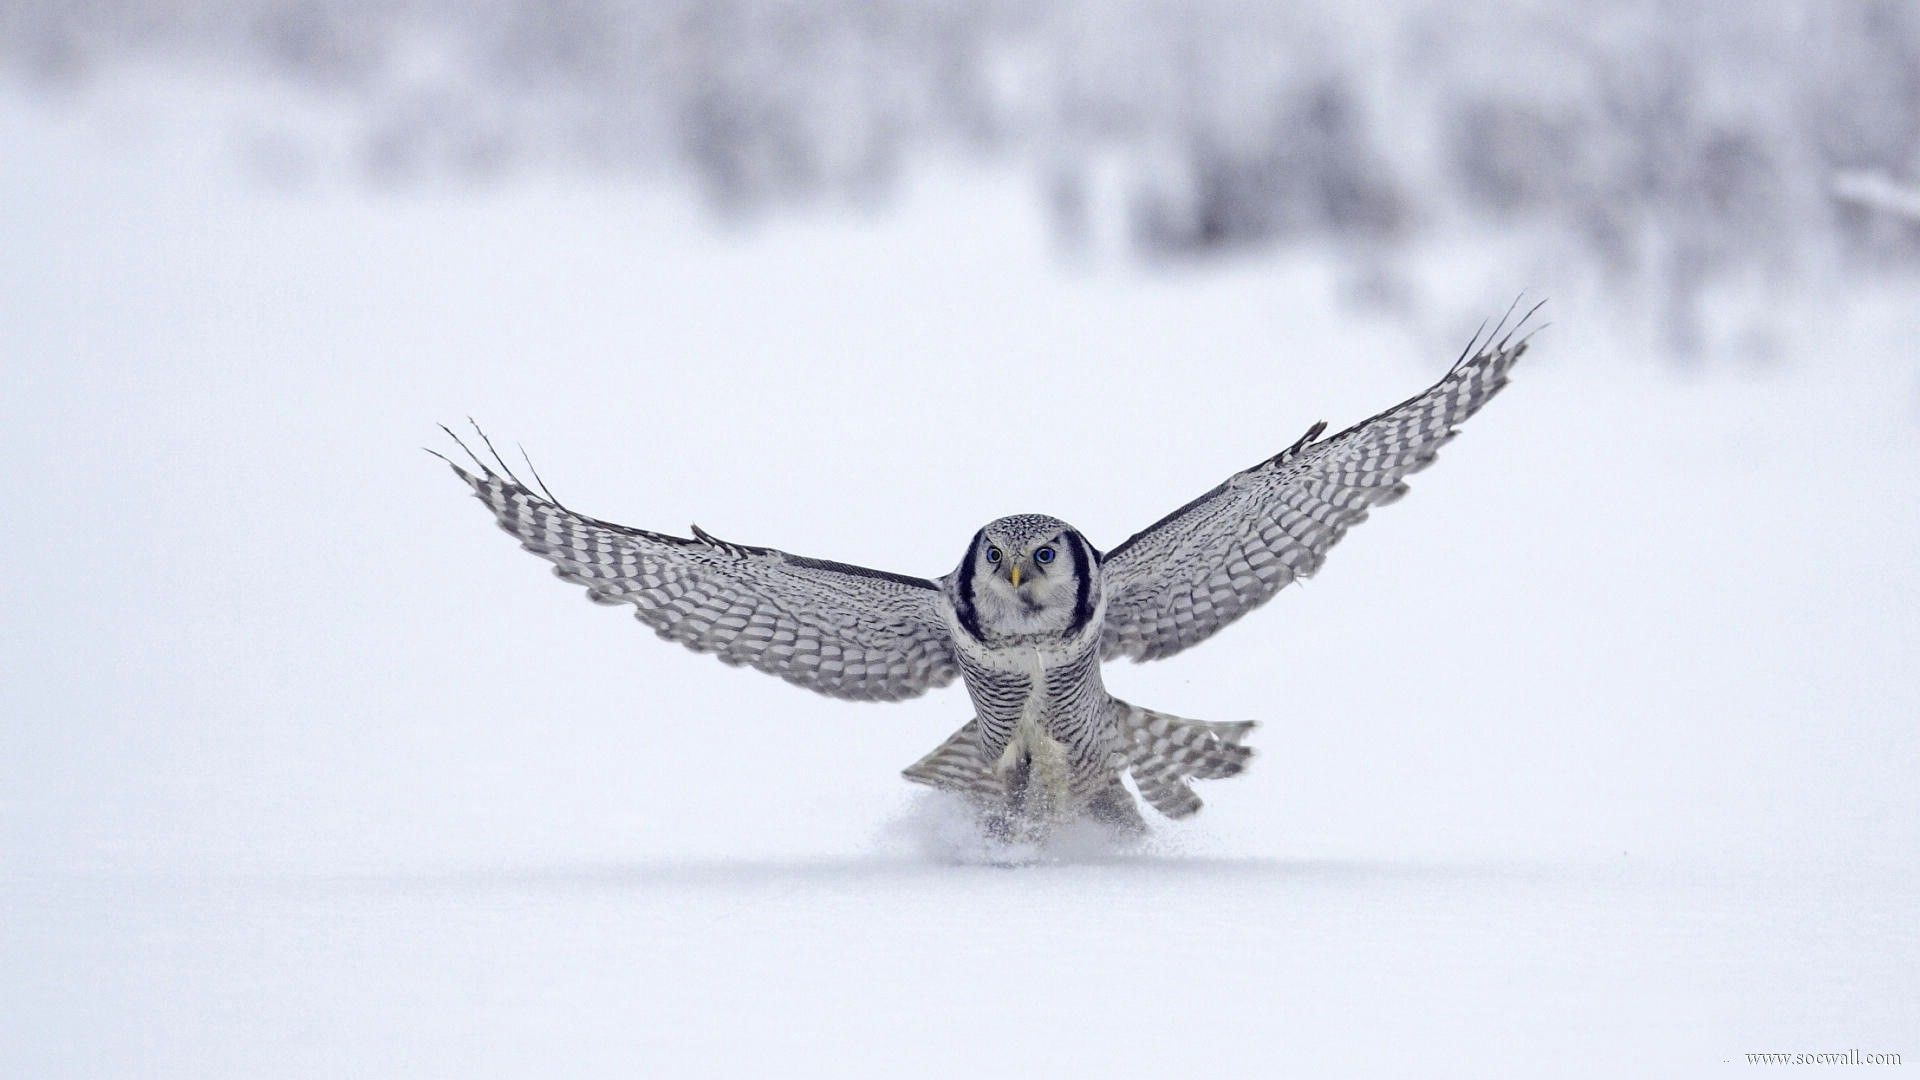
[983,514,1073,552]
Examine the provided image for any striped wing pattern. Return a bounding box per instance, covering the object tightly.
[439,439,959,702]
[901,719,1003,798]
[1100,316,1534,663]
[1117,703,1255,819]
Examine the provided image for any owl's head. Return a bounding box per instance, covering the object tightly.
[954,514,1099,639]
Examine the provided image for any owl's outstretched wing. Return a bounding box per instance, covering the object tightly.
[436,430,959,701]
[1100,307,1538,662]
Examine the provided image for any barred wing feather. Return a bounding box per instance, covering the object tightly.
[1101,312,1536,662]
[437,434,960,702]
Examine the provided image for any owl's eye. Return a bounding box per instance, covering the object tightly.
[1034,546,1056,565]
[985,546,1002,564]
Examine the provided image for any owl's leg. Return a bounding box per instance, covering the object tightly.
[985,753,1046,841]
[976,750,1096,845]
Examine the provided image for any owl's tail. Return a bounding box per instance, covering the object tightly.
[900,719,1003,801]
[1111,699,1256,820]
[900,705,1254,822]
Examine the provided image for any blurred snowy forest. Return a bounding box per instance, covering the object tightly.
[4,0,1917,358]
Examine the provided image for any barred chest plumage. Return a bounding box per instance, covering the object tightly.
[953,624,1117,801]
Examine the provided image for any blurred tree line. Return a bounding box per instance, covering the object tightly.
[6,0,1917,354]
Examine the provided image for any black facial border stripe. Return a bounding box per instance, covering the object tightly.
[1065,530,1095,637]
[954,528,987,642]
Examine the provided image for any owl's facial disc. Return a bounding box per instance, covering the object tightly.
[960,515,1090,637]
[990,533,1065,613]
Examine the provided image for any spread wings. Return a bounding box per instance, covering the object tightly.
[1100,308,1538,662]
[435,430,959,701]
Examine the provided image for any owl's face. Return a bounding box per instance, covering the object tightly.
[956,514,1098,638]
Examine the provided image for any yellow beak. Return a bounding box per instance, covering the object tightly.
[1010,563,1023,588]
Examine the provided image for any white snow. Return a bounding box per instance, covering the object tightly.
[2,82,1916,1077]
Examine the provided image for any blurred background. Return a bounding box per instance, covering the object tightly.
[2,3,1916,1077]
[5,0,1920,356]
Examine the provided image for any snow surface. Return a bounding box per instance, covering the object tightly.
[3,83,1917,1077]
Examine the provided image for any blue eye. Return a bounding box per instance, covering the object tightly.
[1034,546,1056,565]
[985,546,1001,563]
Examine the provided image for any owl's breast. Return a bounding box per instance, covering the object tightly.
[956,634,1112,798]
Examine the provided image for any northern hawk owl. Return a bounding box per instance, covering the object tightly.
[436,308,1537,837]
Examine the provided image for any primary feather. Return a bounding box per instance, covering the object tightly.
[1100,316,1534,662]
[437,437,959,702]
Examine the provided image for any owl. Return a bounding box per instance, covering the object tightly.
[435,307,1538,837]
